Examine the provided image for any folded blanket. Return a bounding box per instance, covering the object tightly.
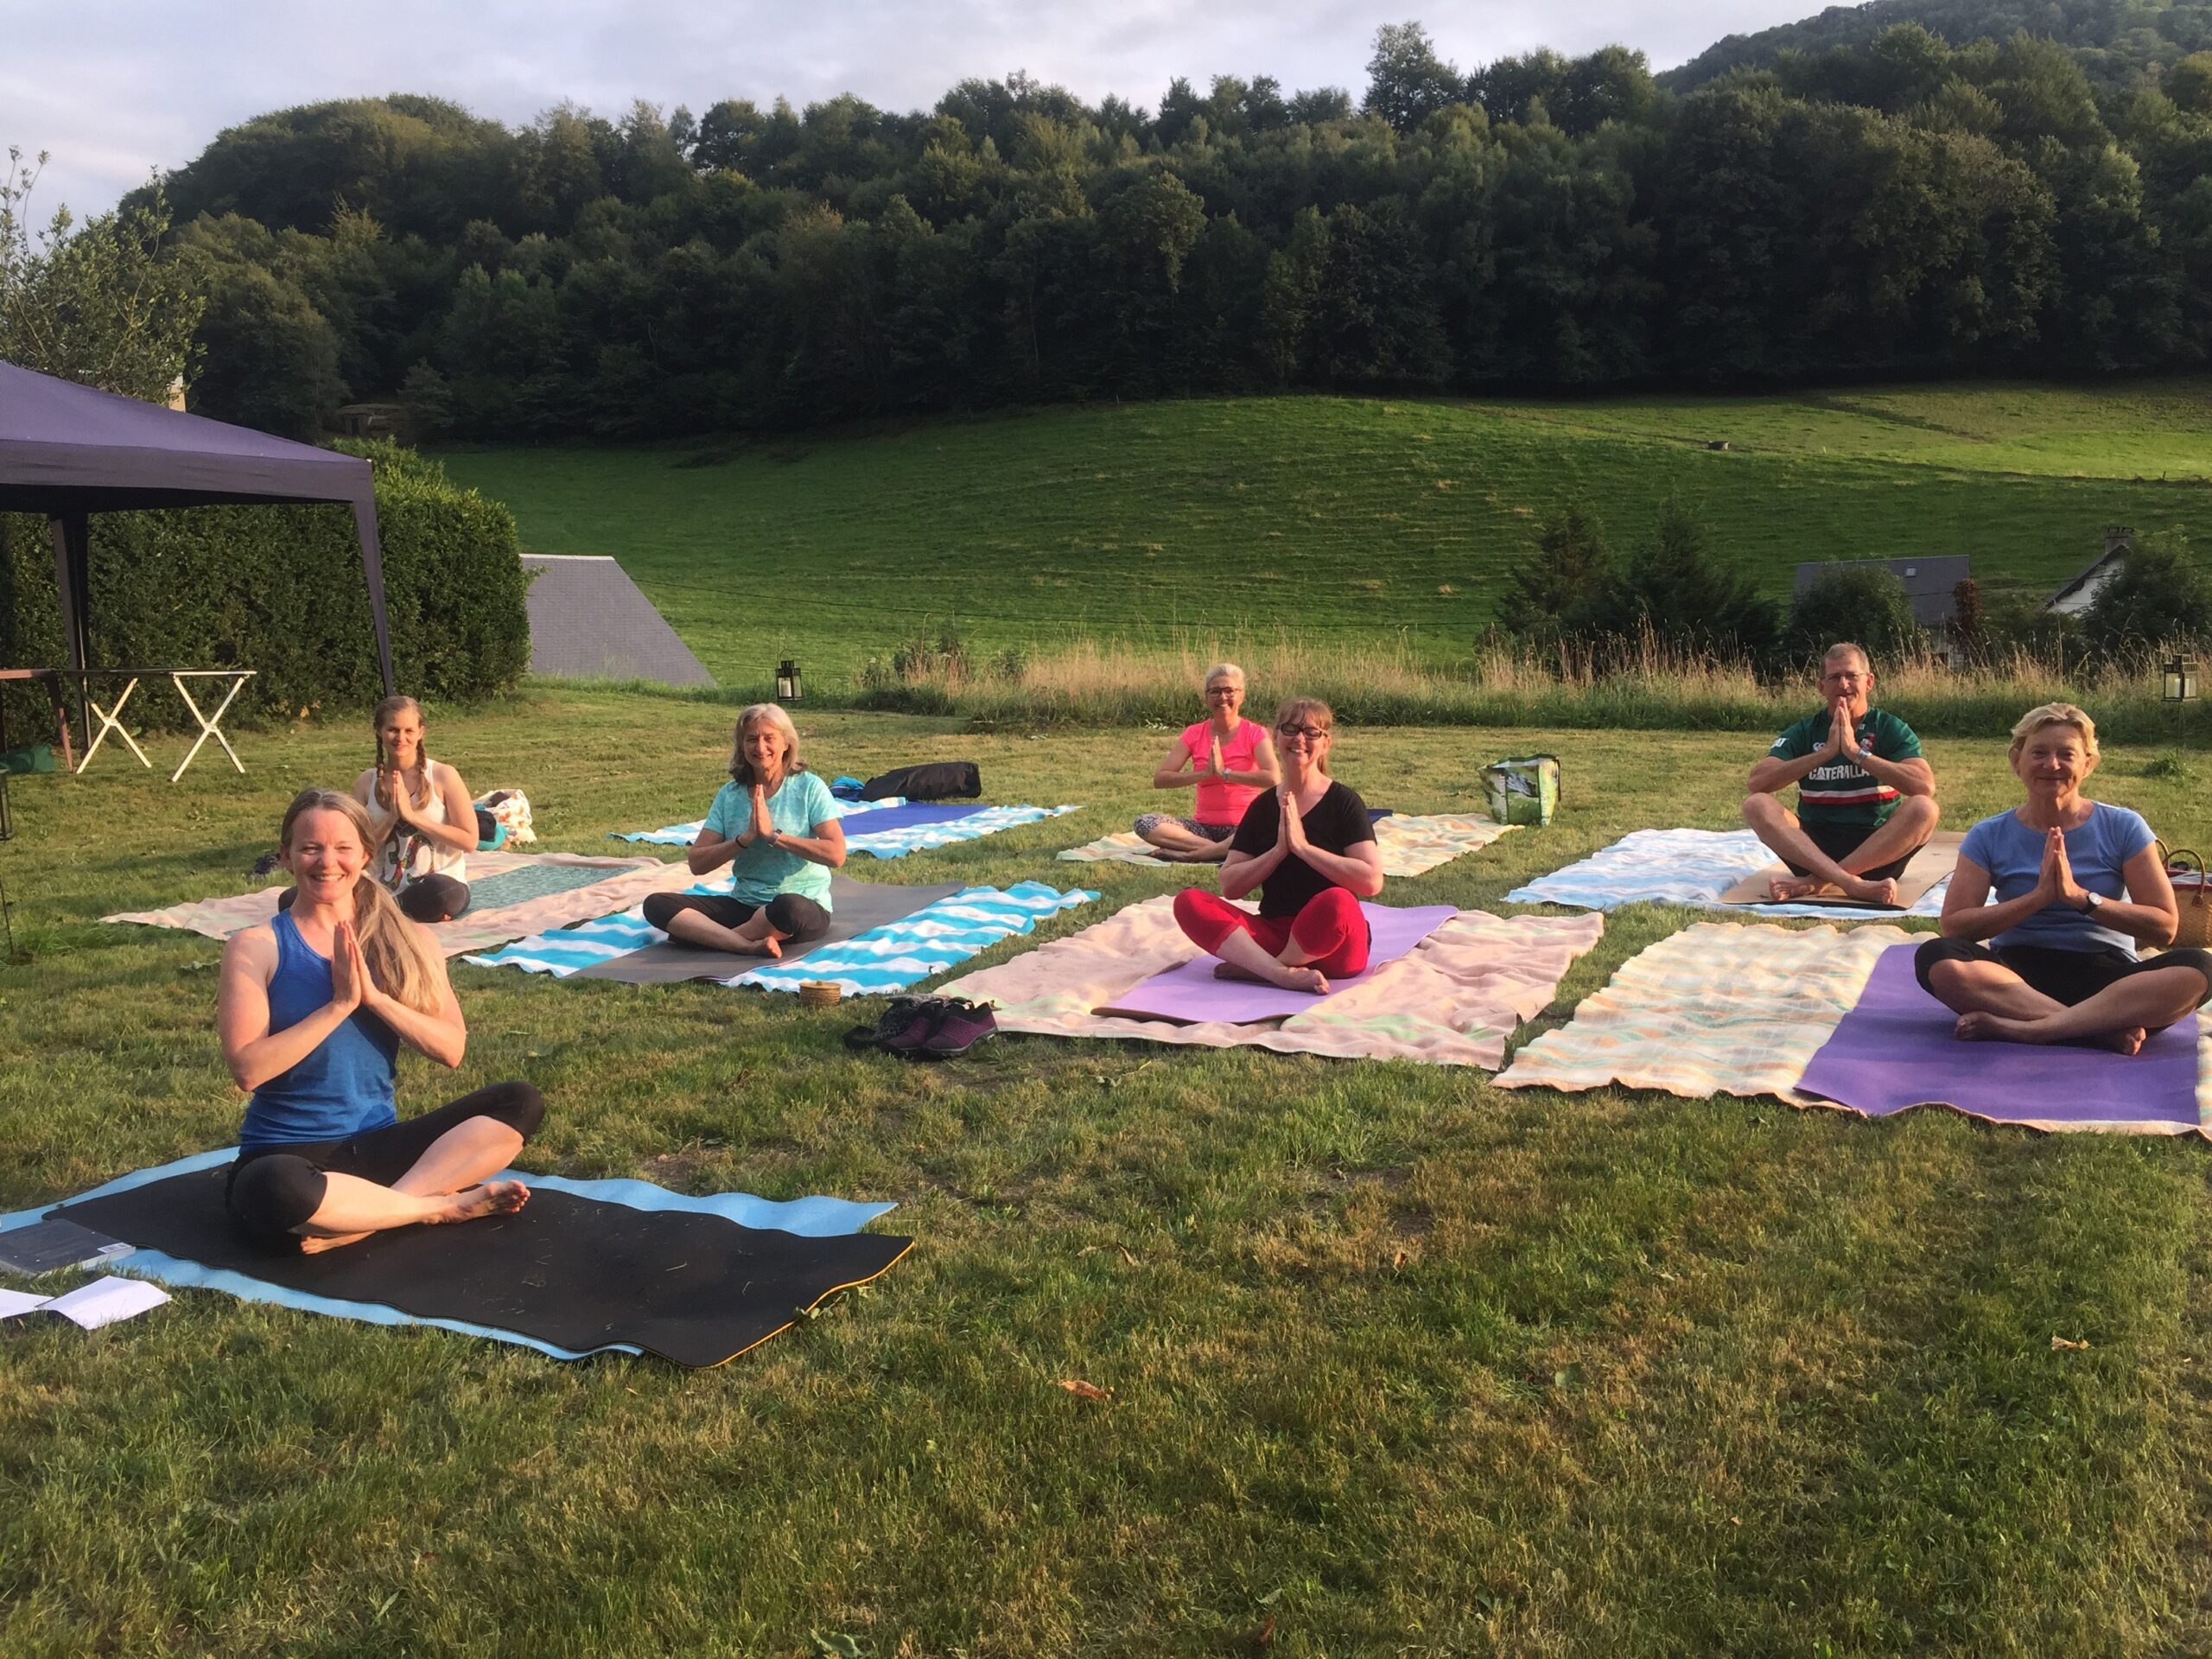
[942,894,1604,1067]
[468,880,1098,995]
[1494,921,1910,1099]
[1506,828,1951,918]
[104,850,694,957]
[1058,812,1514,877]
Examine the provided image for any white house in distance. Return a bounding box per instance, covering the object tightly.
[2044,526,2133,616]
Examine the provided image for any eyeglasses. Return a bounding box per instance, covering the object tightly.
[1276,723,1329,741]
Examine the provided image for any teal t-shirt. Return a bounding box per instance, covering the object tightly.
[702,771,837,909]
[1768,707,1923,828]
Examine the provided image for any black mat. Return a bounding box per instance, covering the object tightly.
[57,1168,912,1368]
[573,874,963,984]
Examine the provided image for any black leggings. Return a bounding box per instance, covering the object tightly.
[641,891,831,942]
[1915,938,2212,1007]
[278,874,470,924]
[226,1081,544,1249]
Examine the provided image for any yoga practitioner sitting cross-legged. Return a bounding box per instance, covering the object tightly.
[219,789,543,1255]
[641,702,847,957]
[1172,696,1384,995]
[1134,661,1281,863]
[1916,702,2212,1055]
[1744,641,1939,906]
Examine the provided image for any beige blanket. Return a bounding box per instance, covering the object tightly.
[941,893,1603,1067]
[1494,921,1911,1099]
[105,850,696,957]
[1058,812,1517,877]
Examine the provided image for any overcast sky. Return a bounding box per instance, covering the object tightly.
[8,0,1823,219]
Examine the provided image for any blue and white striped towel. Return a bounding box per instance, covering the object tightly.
[611,795,908,845]
[1506,827,1950,918]
[467,880,1099,992]
[844,803,1081,859]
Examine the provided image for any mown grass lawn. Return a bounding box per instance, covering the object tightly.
[4,687,2212,1655]
[437,383,2212,689]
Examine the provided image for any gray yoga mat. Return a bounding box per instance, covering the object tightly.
[573,875,965,983]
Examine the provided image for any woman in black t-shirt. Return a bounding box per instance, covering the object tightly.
[1170,696,1384,995]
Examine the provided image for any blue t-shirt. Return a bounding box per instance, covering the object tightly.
[1957,801,2156,957]
[240,912,401,1148]
[702,770,837,909]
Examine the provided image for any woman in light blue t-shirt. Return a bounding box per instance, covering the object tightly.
[1916,702,2212,1053]
[641,703,847,957]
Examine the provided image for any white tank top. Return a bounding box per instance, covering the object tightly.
[372,760,467,888]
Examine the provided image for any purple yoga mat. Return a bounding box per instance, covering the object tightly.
[1096,903,1459,1025]
[842,804,986,836]
[1796,943,2200,1129]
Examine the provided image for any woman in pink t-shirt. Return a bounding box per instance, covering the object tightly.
[1134,662,1281,863]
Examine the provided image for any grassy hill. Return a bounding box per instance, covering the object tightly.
[438,381,2212,688]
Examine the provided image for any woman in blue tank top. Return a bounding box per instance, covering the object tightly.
[218,788,545,1252]
[1916,702,2212,1053]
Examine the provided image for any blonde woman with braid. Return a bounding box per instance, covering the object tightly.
[217,789,544,1253]
[348,695,478,924]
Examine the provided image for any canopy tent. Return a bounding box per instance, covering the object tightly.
[0,360,394,696]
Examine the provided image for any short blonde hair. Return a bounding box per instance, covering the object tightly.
[728,703,808,784]
[1203,662,1245,689]
[2009,701,2099,759]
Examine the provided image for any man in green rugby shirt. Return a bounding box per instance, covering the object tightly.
[1743,641,1940,906]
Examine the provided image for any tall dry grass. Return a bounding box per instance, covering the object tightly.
[803,629,2206,744]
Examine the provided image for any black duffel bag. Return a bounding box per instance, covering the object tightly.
[861,761,982,801]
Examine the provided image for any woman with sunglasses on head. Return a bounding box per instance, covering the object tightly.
[1134,661,1280,863]
[1171,696,1382,995]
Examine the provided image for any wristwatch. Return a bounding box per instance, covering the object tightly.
[2082,891,2105,913]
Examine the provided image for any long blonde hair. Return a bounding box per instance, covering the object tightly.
[728,703,808,785]
[372,694,435,810]
[280,789,442,1014]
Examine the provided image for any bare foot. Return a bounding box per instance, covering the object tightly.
[1277,965,1331,995]
[1956,1013,2148,1054]
[2102,1027,2148,1056]
[1955,1010,2012,1042]
[429,1180,530,1225]
[1211,961,1266,982]
[1843,875,1899,907]
[1768,874,1824,902]
[759,933,783,960]
[298,1230,372,1255]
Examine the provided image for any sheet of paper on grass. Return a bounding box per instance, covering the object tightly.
[1507,828,1956,918]
[943,893,1603,1067]
[1796,941,2204,1135]
[103,849,696,957]
[1496,921,1910,1099]
[0,1276,169,1329]
[1094,902,1458,1023]
[1058,813,1515,877]
[1715,831,1965,911]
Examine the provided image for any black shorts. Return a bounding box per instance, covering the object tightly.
[1785,819,1918,884]
[639,891,832,942]
[1914,938,2212,1007]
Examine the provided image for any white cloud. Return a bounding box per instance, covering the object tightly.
[11,0,1819,217]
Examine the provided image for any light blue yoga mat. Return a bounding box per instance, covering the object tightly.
[0,1149,894,1362]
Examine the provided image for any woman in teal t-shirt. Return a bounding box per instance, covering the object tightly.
[642,704,847,957]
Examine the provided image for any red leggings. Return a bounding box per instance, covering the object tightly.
[1172,887,1371,978]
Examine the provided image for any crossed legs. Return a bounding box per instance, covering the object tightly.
[227,1081,545,1254]
[1173,887,1370,995]
[1743,793,1939,906]
[642,892,831,958]
[1915,939,2212,1056]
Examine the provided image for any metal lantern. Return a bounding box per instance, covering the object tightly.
[2164,653,2197,702]
[777,658,802,702]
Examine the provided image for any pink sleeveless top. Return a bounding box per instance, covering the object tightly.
[1185,718,1267,827]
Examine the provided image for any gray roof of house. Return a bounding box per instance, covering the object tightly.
[1793,556,1972,628]
[520,555,715,687]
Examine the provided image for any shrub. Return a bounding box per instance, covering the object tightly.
[2081,530,2212,663]
[1785,564,1924,668]
[0,440,528,730]
[1579,499,1780,664]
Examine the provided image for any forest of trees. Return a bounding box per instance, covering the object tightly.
[111,10,2212,440]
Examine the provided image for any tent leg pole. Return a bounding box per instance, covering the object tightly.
[48,513,92,753]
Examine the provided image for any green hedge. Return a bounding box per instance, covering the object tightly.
[0,442,528,734]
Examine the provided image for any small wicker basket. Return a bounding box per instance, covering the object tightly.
[798,980,842,1008]
[2162,843,2212,950]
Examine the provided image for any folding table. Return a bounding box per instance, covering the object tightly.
[68,669,256,782]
